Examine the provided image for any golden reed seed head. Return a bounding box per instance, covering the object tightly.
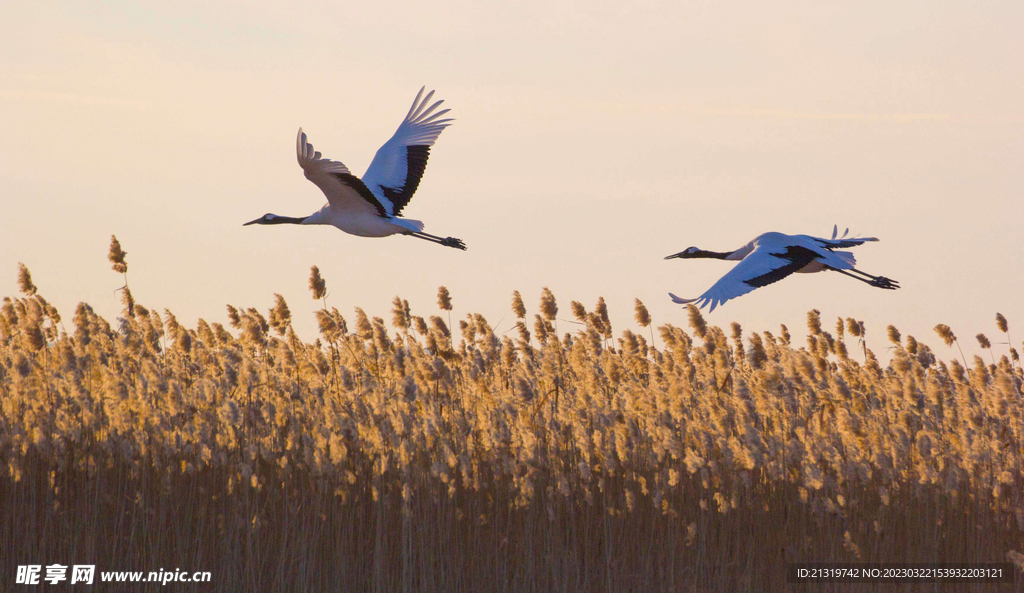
[730,322,742,342]
[272,294,291,330]
[570,301,586,323]
[995,313,1008,334]
[17,263,37,296]
[107,235,128,274]
[330,308,348,334]
[120,287,135,317]
[686,305,707,339]
[391,297,410,330]
[887,325,901,345]
[634,299,651,328]
[1010,347,1019,362]
[539,287,557,321]
[315,309,336,335]
[934,324,955,347]
[437,286,452,311]
[835,318,844,338]
[308,266,327,300]
[355,308,373,340]
[806,310,821,335]
[413,316,428,335]
[976,334,991,349]
[23,319,45,351]
[515,321,530,343]
[533,314,549,342]
[779,324,791,345]
[511,291,526,319]
[429,316,450,339]
[595,297,609,326]
[226,305,241,329]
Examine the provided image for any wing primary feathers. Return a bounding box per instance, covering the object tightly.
[668,293,699,304]
[405,87,426,120]
[410,89,436,120]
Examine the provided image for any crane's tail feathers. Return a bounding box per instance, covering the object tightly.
[832,251,857,268]
[388,217,425,233]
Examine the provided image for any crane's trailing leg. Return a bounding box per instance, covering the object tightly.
[830,268,899,290]
[404,231,467,251]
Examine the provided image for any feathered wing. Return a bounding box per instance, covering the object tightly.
[296,128,388,216]
[361,87,454,216]
[669,245,820,312]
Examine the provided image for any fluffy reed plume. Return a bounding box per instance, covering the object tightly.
[996,312,1008,333]
[633,298,650,328]
[511,290,526,319]
[570,301,587,322]
[686,304,707,338]
[934,324,955,346]
[16,263,37,296]
[437,286,452,311]
[539,287,557,320]
[107,235,128,274]
[309,265,327,301]
[391,297,411,331]
[634,298,653,346]
[1,262,1022,591]
[935,323,969,367]
[887,324,901,346]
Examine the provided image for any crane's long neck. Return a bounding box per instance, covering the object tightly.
[266,215,308,225]
[694,249,738,260]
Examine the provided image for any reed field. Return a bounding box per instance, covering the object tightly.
[2,241,1023,591]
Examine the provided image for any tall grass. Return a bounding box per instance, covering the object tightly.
[1,257,1022,591]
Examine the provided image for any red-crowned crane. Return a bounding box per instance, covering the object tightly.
[245,87,466,250]
[665,226,898,311]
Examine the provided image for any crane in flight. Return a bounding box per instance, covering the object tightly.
[665,226,898,312]
[245,87,466,250]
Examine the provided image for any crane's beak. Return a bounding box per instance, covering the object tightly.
[664,251,685,260]
[243,217,261,226]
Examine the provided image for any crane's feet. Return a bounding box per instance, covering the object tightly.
[442,237,467,250]
[870,276,899,290]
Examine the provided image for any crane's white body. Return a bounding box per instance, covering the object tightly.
[667,227,896,312]
[302,203,421,237]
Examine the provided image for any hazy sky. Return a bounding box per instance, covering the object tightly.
[2,1,1022,359]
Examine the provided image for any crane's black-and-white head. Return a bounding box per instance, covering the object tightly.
[244,213,277,226]
[664,246,701,259]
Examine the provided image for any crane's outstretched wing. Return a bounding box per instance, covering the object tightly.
[669,245,821,312]
[361,87,453,216]
[296,128,389,216]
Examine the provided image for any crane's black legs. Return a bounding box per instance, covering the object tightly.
[404,231,467,250]
[830,267,899,290]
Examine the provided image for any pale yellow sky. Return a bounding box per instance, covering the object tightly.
[2,1,1022,358]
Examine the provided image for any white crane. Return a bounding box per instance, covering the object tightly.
[665,226,898,312]
[244,87,466,250]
